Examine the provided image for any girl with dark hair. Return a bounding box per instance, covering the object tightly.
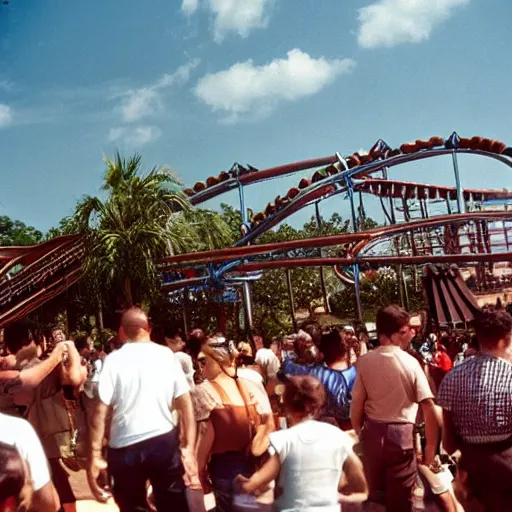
[235,376,367,511]
[0,441,29,512]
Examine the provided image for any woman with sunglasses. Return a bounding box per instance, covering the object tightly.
[193,334,274,511]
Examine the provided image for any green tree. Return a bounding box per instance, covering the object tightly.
[45,215,80,239]
[0,216,43,246]
[74,152,233,309]
[247,212,352,336]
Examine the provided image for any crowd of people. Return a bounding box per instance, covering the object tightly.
[0,302,511,512]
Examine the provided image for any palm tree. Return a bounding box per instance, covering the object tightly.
[75,152,233,308]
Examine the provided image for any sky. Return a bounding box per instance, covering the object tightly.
[1,0,512,235]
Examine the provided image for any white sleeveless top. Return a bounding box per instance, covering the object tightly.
[268,419,352,511]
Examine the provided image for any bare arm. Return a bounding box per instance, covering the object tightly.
[60,342,85,388]
[237,454,281,495]
[421,398,440,465]
[89,401,109,459]
[196,420,214,489]
[29,481,60,512]
[349,375,366,435]
[87,400,112,502]
[174,392,200,489]
[18,347,63,389]
[441,409,460,455]
[174,393,196,451]
[0,349,61,396]
[339,451,368,499]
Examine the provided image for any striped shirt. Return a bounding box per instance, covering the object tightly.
[437,354,512,444]
[282,358,355,421]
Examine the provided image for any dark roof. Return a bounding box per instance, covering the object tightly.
[422,264,479,327]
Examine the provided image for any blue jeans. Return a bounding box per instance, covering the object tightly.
[208,452,272,512]
[108,429,188,512]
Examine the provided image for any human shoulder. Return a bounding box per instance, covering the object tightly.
[0,411,23,431]
[310,419,352,441]
[192,380,220,421]
[0,412,37,446]
[354,347,379,369]
[238,376,268,404]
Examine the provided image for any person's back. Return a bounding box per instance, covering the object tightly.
[350,305,437,512]
[100,342,185,447]
[92,308,196,512]
[438,306,512,511]
[0,412,59,511]
[255,347,280,381]
[356,346,427,423]
[270,419,351,511]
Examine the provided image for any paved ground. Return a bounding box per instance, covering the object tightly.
[76,495,216,511]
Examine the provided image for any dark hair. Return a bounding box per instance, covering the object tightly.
[162,323,183,340]
[299,321,322,345]
[319,330,348,366]
[0,441,25,506]
[474,306,512,348]
[237,354,255,366]
[283,376,326,417]
[3,322,32,355]
[187,329,205,358]
[376,305,410,338]
[74,335,89,353]
[263,337,274,349]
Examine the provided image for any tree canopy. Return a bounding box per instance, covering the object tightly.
[0,216,43,246]
[73,152,233,309]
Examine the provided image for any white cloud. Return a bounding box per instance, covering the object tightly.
[181,0,199,15]
[0,104,12,127]
[117,59,200,122]
[194,49,355,123]
[357,0,469,49]
[192,0,275,42]
[109,125,162,147]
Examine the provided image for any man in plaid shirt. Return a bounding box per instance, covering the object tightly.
[438,306,512,510]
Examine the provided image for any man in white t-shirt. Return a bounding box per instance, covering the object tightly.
[0,412,59,511]
[88,307,198,512]
[254,336,280,383]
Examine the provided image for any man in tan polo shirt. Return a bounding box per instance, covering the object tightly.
[350,305,439,512]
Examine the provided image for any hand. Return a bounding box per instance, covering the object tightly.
[50,342,69,361]
[89,451,108,480]
[87,453,111,504]
[181,446,201,489]
[233,474,250,494]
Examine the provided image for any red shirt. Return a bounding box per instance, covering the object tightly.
[434,351,453,372]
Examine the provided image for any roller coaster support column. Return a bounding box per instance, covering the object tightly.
[383,167,396,224]
[315,201,331,314]
[182,288,189,334]
[286,269,298,332]
[238,178,254,333]
[346,176,363,322]
[451,150,466,214]
[383,167,408,309]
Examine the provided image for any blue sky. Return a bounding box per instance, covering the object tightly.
[1,0,511,235]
